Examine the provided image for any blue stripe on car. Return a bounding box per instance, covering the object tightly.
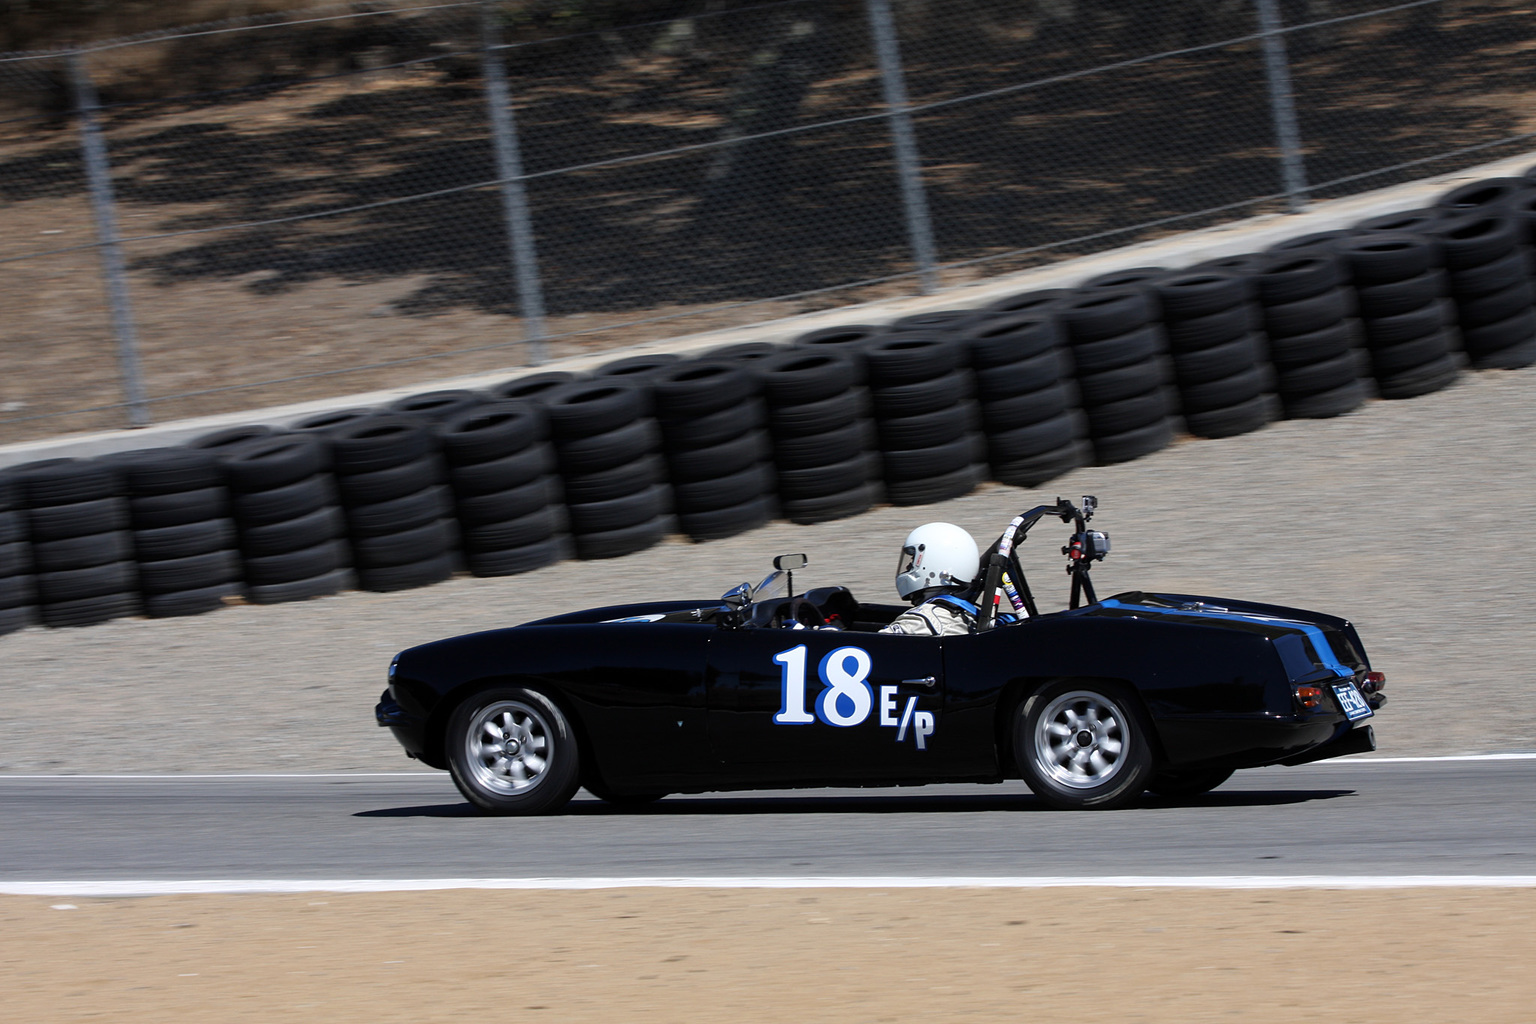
[1097,598,1353,677]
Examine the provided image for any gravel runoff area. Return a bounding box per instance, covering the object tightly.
[1,364,1533,774]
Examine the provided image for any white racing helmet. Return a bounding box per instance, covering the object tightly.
[894,522,980,601]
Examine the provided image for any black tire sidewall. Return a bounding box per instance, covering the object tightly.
[1013,681,1155,809]
[447,687,582,815]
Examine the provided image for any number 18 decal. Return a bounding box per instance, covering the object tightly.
[773,644,934,748]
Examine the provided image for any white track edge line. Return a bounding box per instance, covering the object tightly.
[6,876,1536,896]
[2,753,1534,779]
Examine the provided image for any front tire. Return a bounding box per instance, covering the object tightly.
[446,687,581,815]
[1014,682,1154,809]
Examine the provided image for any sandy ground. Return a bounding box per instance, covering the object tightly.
[4,887,1532,1022]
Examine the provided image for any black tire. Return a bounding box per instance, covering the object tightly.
[356,551,455,592]
[869,369,972,419]
[651,361,759,420]
[1092,418,1174,465]
[1183,394,1274,439]
[1077,361,1165,405]
[568,482,670,535]
[974,349,1068,400]
[447,443,555,496]
[1255,254,1342,305]
[144,581,241,619]
[777,454,873,501]
[766,388,866,437]
[990,441,1090,487]
[1468,335,1536,369]
[1267,321,1358,367]
[875,403,972,450]
[863,335,964,387]
[1266,229,1353,255]
[1354,269,1447,319]
[488,371,580,404]
[344,485,451,538]
[672,463,771,513]
[454,476,562,526]
[983,287,1072,314]
[220,435,328,493]
[36,561,135,603]
[189,424,275,451]
[137,550,241,596]
[553,418,660,475]
[463,506,565,552]
[561,454,663,505]
[572,513,674,559]
[329,416,434,476]
[1376,353,1461,399]
[987,412,1081,462]
[1146,767,1235,798]
[0,604,37,635]
[1276,352,1361,396]
[980,382,1076,431]
[1369,331,1455,377]
[790,325,886,377]
[291,408,376,435]
[670,429,772,480]
[678,494,776,541]
[1335,232,1438,285]
[106,447,222,496]
[10,458,120,507]
[1068,325,1164,374]
[1179,365,1269,413]
[1014,682,1155,810]
[781,483,879,526]
[758,351,861,406]
[1169,333,1262,386]
[771,423,866,471]
[335,454,443,506]
[660,397,768,449]
[1436,213,1520,270]
[388,389,486,423]
[1163,302,1256,351]
[38,591,139,628]
[0,508,26,545]
[1084,388,1171,437]
[439,402,546,466]
[245,567,352,605]
[1436,176,1533,211]
[1058,290,1155,342]
[231,475,333,528]
[1282,379,1367,419]
[1154,271,1249,319]
[128,486,229,530]
[595,353,684,383]
[963,314,1062,368]
[466,535,573,577]
[446,686,582,815]
[540,382,650,440]
[1461,307,1536,360]
[1445,248,1526,296]
[702,341,784,364]
[31,531,131,572]
[236,506,342,558]
[1455,277,1534,327]
[884,463,984,506]
[881,434,980,482]
[1262,288,1351,338]
[27,498,128,541]
[0,540,32,577]
[0,570,37,610]
[352,519,456,569]
[1361,299,1451,348]
[242,539,347,586]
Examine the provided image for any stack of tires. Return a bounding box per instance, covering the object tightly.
[1429,213,1536,370]
[488,371,579,404]
[1057,289,1176,464]
[218,433,352,604]
[861,335,985,505]
[12,458,139,627]
[326,416,456,592]
[1152,270,1274,438]
[543,380,672,559]
[439,401,569,576]
[758,349,879,524]
[964,313,1087,486]
[109,447,242,618]
[1435,177,1533,214]
[0,472,37,635]
[651,360,775,540]
[387,389,486,423]
[1250,252,1370,417]
[1330,231,1460,400]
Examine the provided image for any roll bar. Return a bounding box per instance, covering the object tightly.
[975,496,1109,631]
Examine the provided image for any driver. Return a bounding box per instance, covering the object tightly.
[879,522,982,636]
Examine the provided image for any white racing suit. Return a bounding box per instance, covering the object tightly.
[879,594,980,636]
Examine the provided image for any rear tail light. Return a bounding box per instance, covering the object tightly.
[1294,684,1325,710]
[1360,671,1386,694]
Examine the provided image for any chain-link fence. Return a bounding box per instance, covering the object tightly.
[2,0,1533,442]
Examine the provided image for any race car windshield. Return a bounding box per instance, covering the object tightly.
[751,570,787,604]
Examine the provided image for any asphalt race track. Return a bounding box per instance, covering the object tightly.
[2,758,1532,887]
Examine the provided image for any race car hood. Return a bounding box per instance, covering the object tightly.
[1082,590,1369,681]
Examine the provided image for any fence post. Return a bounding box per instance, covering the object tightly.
[68,50,150,427]
[1255,0,1309,213]
[866,0,939,294]
[480,1,548,365]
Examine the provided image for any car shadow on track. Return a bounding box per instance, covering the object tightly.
[354,788,1355,818]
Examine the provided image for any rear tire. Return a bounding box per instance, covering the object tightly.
[1014,682,1154,809]
[446,687,581,815]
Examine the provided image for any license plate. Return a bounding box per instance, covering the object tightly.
[1332,681,1373,721]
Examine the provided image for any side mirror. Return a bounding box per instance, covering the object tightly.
[773,553,808,571]
[721,582,753,608]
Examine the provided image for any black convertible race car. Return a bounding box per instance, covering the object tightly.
[376,497,1385,814]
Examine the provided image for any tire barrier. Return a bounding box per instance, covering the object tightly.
[652,360,776,540]
[963,312,1087,487]
[8,166,1536,629]
[1057,288,1177,465]
[863,334,986,506]
[107,447,242,618]
[542,380,673,559]
[215,432,352,604]
[439,401,570,577]
[11,458,140,627]
[761,348,879,524]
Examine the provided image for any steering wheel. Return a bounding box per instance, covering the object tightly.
[765,596,823,629]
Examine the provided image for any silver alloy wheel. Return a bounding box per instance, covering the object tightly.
[1032,689,1130,790]
[463,699,553,796]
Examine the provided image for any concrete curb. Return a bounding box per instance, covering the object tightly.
[4,148,1533,468]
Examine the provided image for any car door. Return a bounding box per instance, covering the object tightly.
[706,628,945,782]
